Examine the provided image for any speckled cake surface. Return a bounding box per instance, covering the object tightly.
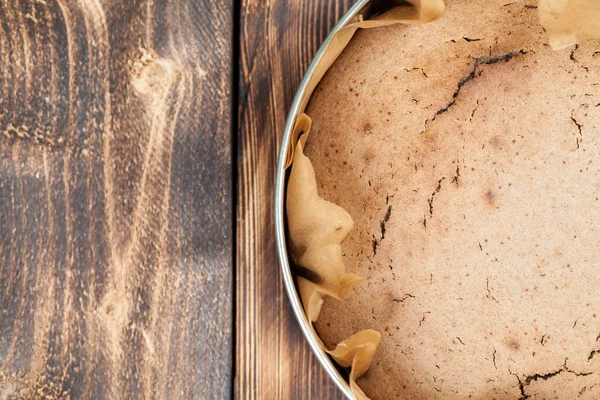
[304,0,600,399]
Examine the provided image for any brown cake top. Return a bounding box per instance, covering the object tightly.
[304,0,600,398]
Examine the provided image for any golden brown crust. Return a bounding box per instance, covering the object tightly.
[305,0,600,398]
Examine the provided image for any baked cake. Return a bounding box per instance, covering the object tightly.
[302,0,600,398]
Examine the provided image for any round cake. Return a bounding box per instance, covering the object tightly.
[304,0,600,399]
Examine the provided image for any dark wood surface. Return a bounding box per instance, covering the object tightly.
[0,0,351,398]
[236,0,351,398]
[0,0,232,398]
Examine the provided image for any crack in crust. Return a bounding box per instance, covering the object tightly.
[513,359,594,400]
[421,50,529,133]
[428,177,446,217]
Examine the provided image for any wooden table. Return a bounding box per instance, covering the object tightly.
[0,0,351,398]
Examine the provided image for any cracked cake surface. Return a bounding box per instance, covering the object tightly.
[304,0,600,399]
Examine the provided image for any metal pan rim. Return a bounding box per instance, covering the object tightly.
[274,1,371,399]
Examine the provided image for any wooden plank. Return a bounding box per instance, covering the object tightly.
[236,0,352,398]
[0,0,233,398]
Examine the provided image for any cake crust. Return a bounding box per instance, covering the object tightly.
[305,1,600,398]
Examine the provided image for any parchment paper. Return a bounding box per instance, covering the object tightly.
[287,128,381,400]
[539,0,600,50]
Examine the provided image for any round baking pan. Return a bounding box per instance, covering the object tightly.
[274,1,372,398]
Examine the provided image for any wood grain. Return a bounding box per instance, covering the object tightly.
[0,0,232,398]
[236,0,353,398]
